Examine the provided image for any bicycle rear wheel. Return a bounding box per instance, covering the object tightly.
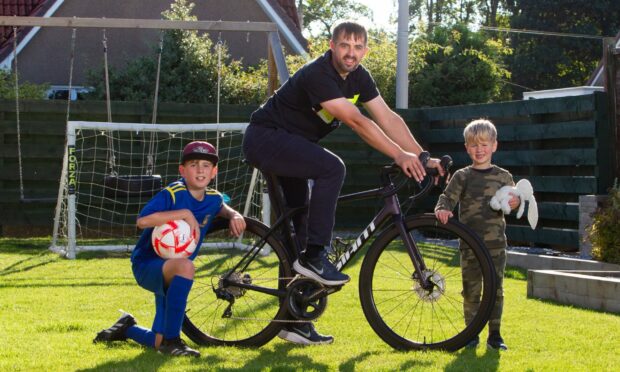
[359,214,497,351]
[183,217,292,347]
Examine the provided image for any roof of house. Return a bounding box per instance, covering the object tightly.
[0,0,50,52]
[259,0,308,55]
[0,0,308,68]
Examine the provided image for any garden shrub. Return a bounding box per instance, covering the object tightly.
[586,182,620,265]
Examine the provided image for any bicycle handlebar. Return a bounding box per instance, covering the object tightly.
[379,152,453,198]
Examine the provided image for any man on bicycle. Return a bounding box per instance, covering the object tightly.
[242,20,443,345]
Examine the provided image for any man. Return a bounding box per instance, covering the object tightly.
[242,20,443,345]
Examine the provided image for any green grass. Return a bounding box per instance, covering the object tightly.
[1,238,619,371]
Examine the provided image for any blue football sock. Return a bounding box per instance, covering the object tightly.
[125,325,156,348]
[152,294,165,334]
[163,275,193,339]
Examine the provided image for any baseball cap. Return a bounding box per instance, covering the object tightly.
[181,141,219,164]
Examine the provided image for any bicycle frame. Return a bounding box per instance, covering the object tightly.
[219,163,441,299]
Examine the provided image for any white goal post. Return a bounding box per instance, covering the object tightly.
[50,121,269,259]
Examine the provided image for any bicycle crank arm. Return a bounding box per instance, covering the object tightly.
[307,285,342,302]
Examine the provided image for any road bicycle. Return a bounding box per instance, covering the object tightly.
[182,152,497,351]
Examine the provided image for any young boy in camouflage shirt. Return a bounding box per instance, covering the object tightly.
[434,119,519,351]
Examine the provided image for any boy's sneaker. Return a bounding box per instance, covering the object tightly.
[158,337,201,357]
[465,335,480,349]
[293,251,350,286]
[487,332,508,351]
[278,322,334,345]
[93,311,136,343]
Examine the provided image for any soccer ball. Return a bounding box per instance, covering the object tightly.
[151,220,197,259]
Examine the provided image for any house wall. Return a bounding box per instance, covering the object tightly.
[16,0,292,87]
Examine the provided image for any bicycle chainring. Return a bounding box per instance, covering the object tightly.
[285,278,328,321]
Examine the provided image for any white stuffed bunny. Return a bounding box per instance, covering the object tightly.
[489,179,538,229]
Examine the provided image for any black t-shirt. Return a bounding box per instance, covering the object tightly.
[249,50,380,142]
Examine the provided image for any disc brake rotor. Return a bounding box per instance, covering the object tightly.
[413,271,446,302]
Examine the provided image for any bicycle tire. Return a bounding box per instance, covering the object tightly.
[359,214,497,351]
[182,217,293,347]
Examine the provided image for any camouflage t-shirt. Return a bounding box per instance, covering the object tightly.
[435,165,514,249]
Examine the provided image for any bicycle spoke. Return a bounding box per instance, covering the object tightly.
[361,215,495,350]
[183,219,290,346]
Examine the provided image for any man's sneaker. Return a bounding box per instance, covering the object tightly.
[293,251,350,286]
[465,335,480,349]
[158,337,201,357]
[93,311,136,343]
[487,332,508,351]
[278,322,334,345]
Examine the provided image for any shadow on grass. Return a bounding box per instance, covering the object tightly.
[216,342,331,371]
[77,251,133,260]
[397,350,434,370]
[0,279,135,289]
[76,345,223,372]
[0,250,58,276]
[444,344,500,372]
[338,351,381,371]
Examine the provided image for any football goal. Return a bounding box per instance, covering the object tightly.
[50,121,267,258]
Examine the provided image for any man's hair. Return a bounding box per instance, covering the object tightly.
[463,119,497,144]
[331,20,368,44]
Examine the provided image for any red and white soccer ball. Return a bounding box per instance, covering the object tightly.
[151,220,197,259]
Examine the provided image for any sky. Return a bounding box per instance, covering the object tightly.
[356,0,398,32]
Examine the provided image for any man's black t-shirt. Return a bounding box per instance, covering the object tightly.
[249,50,380,142]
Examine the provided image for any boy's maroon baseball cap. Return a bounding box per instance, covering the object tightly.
[181,141,219,164]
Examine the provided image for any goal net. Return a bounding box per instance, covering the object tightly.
[50,121,267,258]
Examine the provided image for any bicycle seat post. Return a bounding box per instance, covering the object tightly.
[262,172,306,259]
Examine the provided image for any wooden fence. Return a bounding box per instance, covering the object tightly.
[0,92,615,250]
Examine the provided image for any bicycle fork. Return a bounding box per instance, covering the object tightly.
[386,195,436,292]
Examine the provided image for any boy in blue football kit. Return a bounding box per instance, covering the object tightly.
[94,141,246,357]
[243,20,444,344]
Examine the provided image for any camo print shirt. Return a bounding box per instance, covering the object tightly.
[435,165,514,249]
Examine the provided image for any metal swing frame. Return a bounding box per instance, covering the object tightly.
[1,16,290,258]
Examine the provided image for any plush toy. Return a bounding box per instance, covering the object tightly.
[489,179,538,229]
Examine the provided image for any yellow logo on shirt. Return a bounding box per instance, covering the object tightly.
[316,94,360,124]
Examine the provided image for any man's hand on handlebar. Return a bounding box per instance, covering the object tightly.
[425,157,446,185]
[395,151,447,184]
[394,151,426,182]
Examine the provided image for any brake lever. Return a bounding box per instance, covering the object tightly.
[438,155,453,187]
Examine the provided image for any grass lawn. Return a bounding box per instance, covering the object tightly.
[1,237,618,371]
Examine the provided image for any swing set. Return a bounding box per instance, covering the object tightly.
[2,15,289,201]
[1,16,290,258]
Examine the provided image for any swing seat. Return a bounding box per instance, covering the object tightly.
[104,174,162,198]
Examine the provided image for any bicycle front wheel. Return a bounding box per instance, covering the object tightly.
[359,214,497,351]
[183,217,293,347]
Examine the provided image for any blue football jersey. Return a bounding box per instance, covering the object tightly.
[131,179,223,263]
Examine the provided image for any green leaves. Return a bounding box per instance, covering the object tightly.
[587,183,620,265]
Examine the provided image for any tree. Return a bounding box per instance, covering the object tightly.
[297,0,373,38]
[410,0,480,33]
[506,0,620,98]
[0,70,48,100]
[408,23,511,107]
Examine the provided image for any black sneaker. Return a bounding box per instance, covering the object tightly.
[158,337,201,357]
[93,311,136,343]
[293,251,350,286]
[277,322,334,345]
[487,332,508,351]
[465,335,480,349]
